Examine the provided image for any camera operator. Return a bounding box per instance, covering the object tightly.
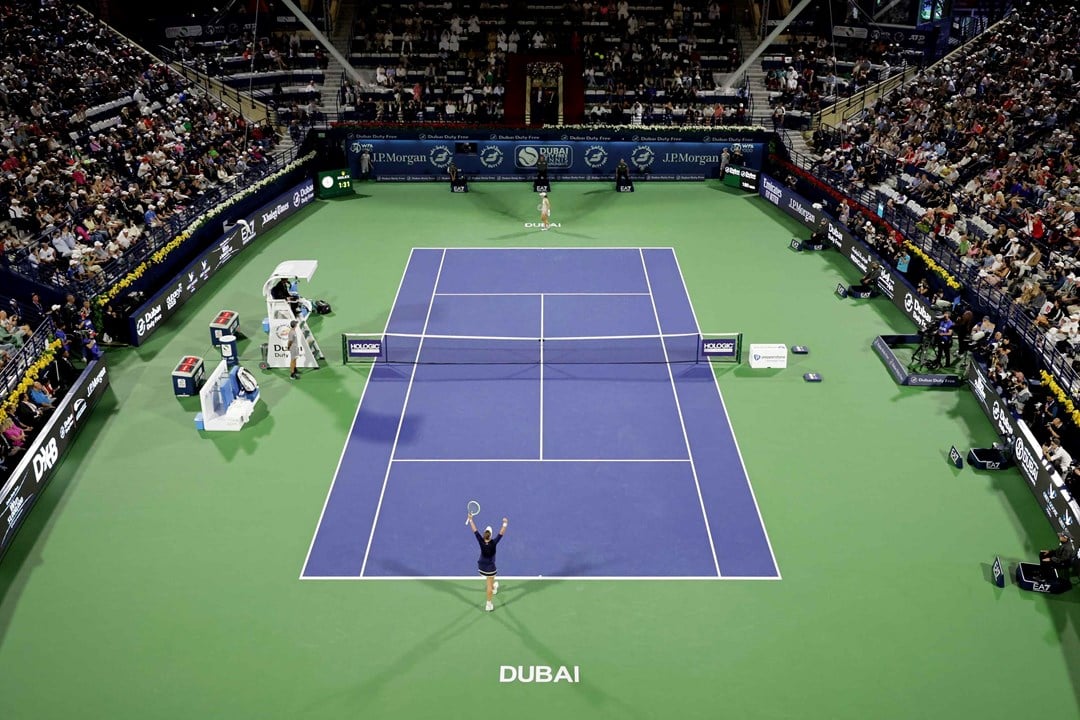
[935,310,955,367]
[953,309,974,357]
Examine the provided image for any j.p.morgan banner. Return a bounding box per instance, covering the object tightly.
[128,179,316,345]
[347,140,763,181]
[758,172,937,331]
[966,362,1079,535]
[0,360,111,559]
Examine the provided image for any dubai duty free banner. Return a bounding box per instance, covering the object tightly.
[347,139,764,180]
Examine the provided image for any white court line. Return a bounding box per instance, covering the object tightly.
[390,458,691,463]
[299,248,418,579]
[435,292,652,296]
[411,246,678,251]
[358,249,448,577]
[301,575,782,582]
[539,293,544,460]
[639,249,722,578]
[669,248,782,579]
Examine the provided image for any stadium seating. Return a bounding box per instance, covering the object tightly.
[796,0,1079,464]
[0,0,287,301]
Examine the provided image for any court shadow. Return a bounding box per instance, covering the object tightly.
[465,184,540,220]
[378,560,477,609]
[549,229,598,241]
[199,410,277,461]
[494,598,651,720]
[0,388,116,649]
[300,604,484,717]
[732,366,784,378]
[485,231,537,242]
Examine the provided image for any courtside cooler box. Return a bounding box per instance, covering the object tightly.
[209,310,240,346]
[172,355,205,397]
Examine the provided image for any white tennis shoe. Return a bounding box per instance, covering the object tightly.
[493,581,499,595]
[485,601,494,612]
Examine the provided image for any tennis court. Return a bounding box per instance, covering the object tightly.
[303,247,778,579]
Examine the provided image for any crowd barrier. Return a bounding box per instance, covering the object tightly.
[758,173,938,330]
[127,179,316,346]
[966,361,1078,534]
[0,360,111,559]
[758,170,1078,535]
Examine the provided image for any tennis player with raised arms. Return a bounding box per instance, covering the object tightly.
[467,507,508,612]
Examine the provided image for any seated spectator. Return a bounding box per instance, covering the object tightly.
[29,381,55,410]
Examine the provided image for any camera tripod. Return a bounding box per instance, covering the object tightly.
[909,335,942,372]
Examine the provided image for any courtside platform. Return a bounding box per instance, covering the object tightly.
[302,248,779,580]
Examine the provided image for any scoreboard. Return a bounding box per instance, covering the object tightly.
[316,169,354,198]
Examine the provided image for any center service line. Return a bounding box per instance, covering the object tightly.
[539,292,544,461]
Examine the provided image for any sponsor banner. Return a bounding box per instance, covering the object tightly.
[701,338,738,360]
[374,173,707,182]
[965,362,1079,534]
[949,446,963,468]
[872,336,909,384]
[992,556,1005,588]
[127,179,316,345]
[748,343,788,369]
[346,338,383,360]
[758,172,935,330]
[347,140,763,180]
[722,164,760,191]
[0,361,111,558]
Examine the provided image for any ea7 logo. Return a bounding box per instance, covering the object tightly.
[237,218,256,244]
[1032,582,1052,593]
[33,437,59,481]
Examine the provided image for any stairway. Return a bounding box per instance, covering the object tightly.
[318,1,359,124]
[736,24,816,161]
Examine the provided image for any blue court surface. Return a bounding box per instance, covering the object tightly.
[302,248,779,580]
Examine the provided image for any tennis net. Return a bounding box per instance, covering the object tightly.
[341,332,733,365]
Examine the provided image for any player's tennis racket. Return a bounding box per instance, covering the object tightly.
[465,500,481,525]
[536,203,543,212]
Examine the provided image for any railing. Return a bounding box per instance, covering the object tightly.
[813,13,1013,134]
[812,65,918,130]
[0,316,55,402]
[164,52,274,126]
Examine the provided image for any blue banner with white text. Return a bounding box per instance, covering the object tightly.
[347,139,764,181]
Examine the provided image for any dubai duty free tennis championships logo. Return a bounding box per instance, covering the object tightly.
[515,145,572,169]
[479,145,504,168]
[429,144,453,168]
[583,145,608,169]
[630,145,655,170]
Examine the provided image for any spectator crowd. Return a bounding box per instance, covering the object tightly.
[0,0,282,299]
[806,0,1080,485]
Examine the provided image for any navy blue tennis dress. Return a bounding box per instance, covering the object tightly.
[475,531,502,576]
